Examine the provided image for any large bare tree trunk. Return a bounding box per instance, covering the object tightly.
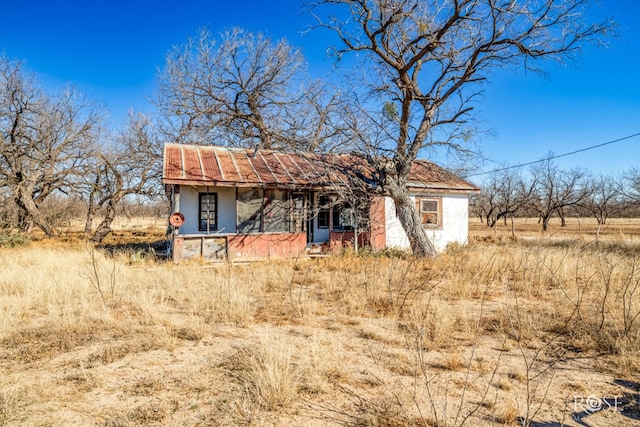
[84,210,94,236]
[541,216,550,232]
[559,207,567,227]
[388,185,435,257]
[91,201,117,243]
[17,210,33,233]
[84,171,101,235]
[14,186,57,237]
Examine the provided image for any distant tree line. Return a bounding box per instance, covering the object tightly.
[471,157,640,237]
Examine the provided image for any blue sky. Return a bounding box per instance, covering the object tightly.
[1,1,638,177]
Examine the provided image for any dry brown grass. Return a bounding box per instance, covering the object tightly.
[1,219,640,426]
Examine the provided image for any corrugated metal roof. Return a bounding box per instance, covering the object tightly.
[162,143,479,192]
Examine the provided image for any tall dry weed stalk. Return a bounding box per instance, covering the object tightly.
[85,244,121,310]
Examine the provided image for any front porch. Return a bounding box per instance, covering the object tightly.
[170,229,381,262]
[171,232,308,262]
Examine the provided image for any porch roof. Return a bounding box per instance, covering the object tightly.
[162,143,479,192]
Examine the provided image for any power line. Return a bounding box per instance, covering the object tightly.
[463,131,640,179]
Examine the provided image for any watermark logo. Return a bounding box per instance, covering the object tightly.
[574,395,621,414]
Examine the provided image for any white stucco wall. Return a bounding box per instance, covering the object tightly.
[176,186,237,234]
[385,193,470,252]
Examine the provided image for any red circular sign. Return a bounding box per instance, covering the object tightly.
[169,212,185,227]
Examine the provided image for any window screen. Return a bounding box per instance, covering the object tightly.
[237,188,263,233]
[264,190,290,233]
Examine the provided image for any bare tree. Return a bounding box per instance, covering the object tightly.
[156,27,345,152]
[0,55,100,237]
[527,158,589,232]
[84,112,162,243]
[579,174,620,238]
[622,168,640,203]
[311,0,613,256]
[475,167,533,229]
[614,168,640,219]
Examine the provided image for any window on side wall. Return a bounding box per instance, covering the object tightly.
[416,197,441,228]
[199,193,217,231]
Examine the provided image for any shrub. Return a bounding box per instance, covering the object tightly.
[0,233,31,248]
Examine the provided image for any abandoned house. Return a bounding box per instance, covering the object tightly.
[162,143,480,262]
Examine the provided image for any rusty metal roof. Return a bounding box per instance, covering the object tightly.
[162,143,479,192]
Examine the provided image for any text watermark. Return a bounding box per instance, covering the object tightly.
[574,395,621,414]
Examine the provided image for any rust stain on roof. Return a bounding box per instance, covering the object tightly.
[162,143,479,192]
[259,152,284,184]
[215,148,242,182]
[183,146,202,180]
[251,151,276,183]
[284,152,311,183]
[199,145,222,181]
[274,153,296,183]
[231,150,256,183]
[164,144,183,180]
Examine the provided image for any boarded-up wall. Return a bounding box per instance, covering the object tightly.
[172,236,227,262]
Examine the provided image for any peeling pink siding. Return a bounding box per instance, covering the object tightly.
[369,197,387,250]
[227,233,307,261]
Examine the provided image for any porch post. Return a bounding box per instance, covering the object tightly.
[172,185,181,262]
[173,185,181,214]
